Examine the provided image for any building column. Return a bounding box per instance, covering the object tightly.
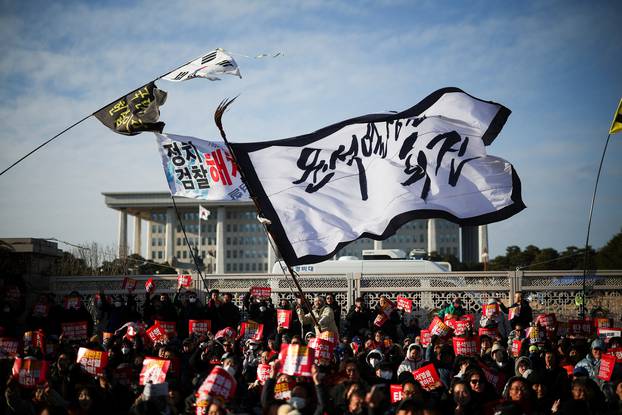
[478,225,489,263]
[133,216,142,256]
[118,209,128,258]
[267,234,277,274]
[165,208,176,265]
[147,218,153,260]
[427,219,437,255]
[373,240,383,250]
[216,207,225,273]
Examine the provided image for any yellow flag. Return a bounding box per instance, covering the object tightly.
[610,98,622,134]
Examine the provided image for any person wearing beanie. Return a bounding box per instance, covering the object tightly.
[574,338,606,383]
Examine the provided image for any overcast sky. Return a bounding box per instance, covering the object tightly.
[0,0,620,259]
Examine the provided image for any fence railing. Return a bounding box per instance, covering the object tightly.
[49,270,622,326]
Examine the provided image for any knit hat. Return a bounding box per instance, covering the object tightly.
[142,382,168,399]
[591,339,606,351]
[491,343,506,354]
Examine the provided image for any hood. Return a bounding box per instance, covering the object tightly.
[514,356,532,376]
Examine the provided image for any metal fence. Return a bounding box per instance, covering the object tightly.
[49,270,622,327]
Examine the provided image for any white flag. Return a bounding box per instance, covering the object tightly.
[161,49,241,82]
[155,133,250,201]
[230,88,525,266]
[199,206,211,220]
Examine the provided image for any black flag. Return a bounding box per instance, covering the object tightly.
[94,82,167,136]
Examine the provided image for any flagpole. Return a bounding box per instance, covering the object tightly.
[198,206,202,271]
[580,133,611,318]
[213,97,321,331]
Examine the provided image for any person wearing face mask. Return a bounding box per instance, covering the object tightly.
[487,343,513,379]
[103,294,131,333]
[174,290,206,338]
[373,361,395,385]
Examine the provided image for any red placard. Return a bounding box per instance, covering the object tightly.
[154,320,177,338]
[61,321,88,341]
[483,303,500,317]
[0,337,19,358]
[460,314,476,325]
[381,299,396,317]
[279,344,314,377]
[77,347,108,375]
[569,319,592,336]
[319,330,338,346]
[396,296,413,313]
[256,363,271,384]
[274,378,293,400]
[428,316,452,337]
[189,320,212,335]
[608,348,622,363]
[215,327,236,339]
[12,358,48,388]
[390,384,403,403]
[146,323,169,344]
[597,327,622,343]
[197,366,237,402]
[453,337,480,356]
[308,338,334,362]
[239,321,264,341]
[478,327,499,338]
[526,326,546,344]
[510,339,522,357]
[447,319,471,336]
[373,313,388,327]
[420,329,431,347]
[536,313,557,329]
[23,330,45,353]
[598,353,616,381]
[177,274,192,288]
[122,277,137,291]
[412,363,441,391]
[139,357,170,385]
[145,278,155,293]
[250,286,271,299]
[593,317,612,329]
[277,309,292,329]
[508,305,520,320]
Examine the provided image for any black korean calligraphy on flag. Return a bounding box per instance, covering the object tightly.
[230,87,525,266]
[161,48,241,82]
[155,133,250,201]
[94,82,167,136]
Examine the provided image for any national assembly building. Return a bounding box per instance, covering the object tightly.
[103,192,489,273]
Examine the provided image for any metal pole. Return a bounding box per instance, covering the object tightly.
[581,133,611,318]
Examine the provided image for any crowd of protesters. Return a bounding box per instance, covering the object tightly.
[1,280,621,415]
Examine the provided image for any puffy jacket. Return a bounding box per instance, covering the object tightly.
[297,305,339,336]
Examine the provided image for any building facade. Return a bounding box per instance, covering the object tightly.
[104,192,488,273]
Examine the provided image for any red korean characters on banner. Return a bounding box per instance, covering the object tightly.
[122,277,137,292]
[178,274,192,288]
[154,320,177,338]
[215,327,236,340]
[77,347,109,376]
[276,309,292,329]
[250,286,271,299]
[428,317,452,337]
[145,278,155,293]
[139,357,170,385]
[598,353,616,381]
[274,378,294,400]
[396,296,413,313]
[0,337,19,359]
[412,363,441,391]
[510,339,522,357]
[256,363,271,385]
[279,344,315,377]
[453,337,480,356]
[419,329,431,347]
[239,321,264,342]
[198,366,237,402]
[61,322,88,342]
[390,384,403,403]
[146,323,169,344]
[447,319,471,336]
[483,303,500,317]
[308,338,334,362]
[12,358,48,388]
[189,320,212,336]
